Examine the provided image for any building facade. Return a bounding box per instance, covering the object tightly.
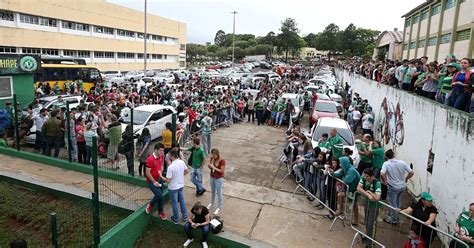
[373,29,404,61]
[401,0,473,62]
[0,0,186,71]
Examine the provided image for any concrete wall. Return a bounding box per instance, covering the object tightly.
[336,69,474,241]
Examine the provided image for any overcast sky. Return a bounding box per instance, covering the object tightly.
[108,0,424,44]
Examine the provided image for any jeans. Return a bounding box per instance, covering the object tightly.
[448,89,469,111]
[147,181,164,213]
[190,168,204,192]
[201,133,211,155]
[85,145,92,165]
[364,204,379,247]
[35,131,45,153]
[256,109,264,125]
[44,135,61,158]
[210,177,223,209]
[387,186,406,223]
[184,222,210,242]
[316,172,326,204]
[70,136,78,161]
[275,112,285,126]
[292,163,305,182]
[169,187,187,221]
[247,109,254,122]
[125,151,134,176]
[77,141,86,164]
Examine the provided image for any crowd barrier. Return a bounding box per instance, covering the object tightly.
[280,138,469,248]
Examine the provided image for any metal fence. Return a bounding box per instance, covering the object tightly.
[281,141,470,248]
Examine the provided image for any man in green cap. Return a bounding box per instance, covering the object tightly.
[200,110,213,154]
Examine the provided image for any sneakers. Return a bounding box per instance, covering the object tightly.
[197,189,207,196]
[170,216,179,224]
[202,241,208,248]
[159,212,167,220]
[183,239,194,247]
[183,217,188,223]
[207,203,213,210]
[383,217,398,225]
[145,203,153,214]
[213,208,221,215]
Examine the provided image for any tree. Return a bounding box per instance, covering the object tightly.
[275,18,301,62]
[254,44,273,57]
[214,30,226,46]
[207,44,219,53]
[303,33,318,48]
[314,23,340,60]
[186,43,207,64]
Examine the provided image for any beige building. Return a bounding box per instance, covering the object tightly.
[401,0,473,62]
[373,29,404,61]
[0,0,186,71]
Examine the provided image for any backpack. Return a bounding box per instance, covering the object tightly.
[371,178,387,200]
[210,216,224,234]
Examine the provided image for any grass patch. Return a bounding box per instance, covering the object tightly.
[135,222,224,248]
[0,181,129,247]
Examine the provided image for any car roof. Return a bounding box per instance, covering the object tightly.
[316,99,336,104]
[318,117,349,129]
[39,95,81,101]
[281,93,298,98]
[134,105,174,112]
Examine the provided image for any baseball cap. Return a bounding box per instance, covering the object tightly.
[420,192,433,201]
[447,62,461,71]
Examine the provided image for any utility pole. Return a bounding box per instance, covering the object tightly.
[231,11,237,68]
[144,0,148,75]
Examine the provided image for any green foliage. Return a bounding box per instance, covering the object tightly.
[275,18,303,61]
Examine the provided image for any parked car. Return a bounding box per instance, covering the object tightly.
[103,71,122,81]
[308,117,360,167]
[124,71,144,82]
[152,72,175,84]
[119,105,176,141]
[309,100,339,127]
[260,62,272,69]
[25,95,88,144]
[278,93,304,124]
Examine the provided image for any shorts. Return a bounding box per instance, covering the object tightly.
[107,144,118,160]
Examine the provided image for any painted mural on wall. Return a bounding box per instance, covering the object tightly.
[375,97,405,150]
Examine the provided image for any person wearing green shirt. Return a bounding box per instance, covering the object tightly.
[0,130,7,147]
[317,133,330,150]
[358,134,375,175]
[451,203,474,248]
[369,140,385,179]
[255,97,265,126]
[436,63,459,104]
[274,100,287,128]
[183,137,207,196]
[328,128,344,159]
[357,168,381,248]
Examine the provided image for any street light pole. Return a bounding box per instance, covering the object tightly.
[144,0,148,75]
[231,11,237,67]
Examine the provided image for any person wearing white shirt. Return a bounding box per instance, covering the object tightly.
[162,150,190,224]
[352,106,362,133]
[32,108,49,153]
[362,108,374,137]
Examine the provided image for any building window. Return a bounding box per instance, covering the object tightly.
[180,44,186,50]
[22,47,41,54]
[179,61,185,67]
[456,29,471,41]
[421,10,429,20]
[63,50,78,57]
[0,46,16,53]
[431,4,441,16]
[409,42,416,49]
[117,52,135,59]
[42,49,59,55]
[94,26,113,35]
[117,29,135,38]
[0,10,14,21]
[418,39,426,48]
[77,51,90,58]
[0,77,13,100]
[137,33,144,39]
[152,54,163,59]
[444,0,456,10]
[152,35,163,41]
[39,18,57,27]
[62,21,89,31]
[440,33,452,44]
[19,14,39,25]
[403,44,408,50]
[413,15,419,23]
[405,19,411,27]
[428,37,437,46]
[164,55,168,60]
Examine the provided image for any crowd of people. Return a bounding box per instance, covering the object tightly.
[339,55,474,116]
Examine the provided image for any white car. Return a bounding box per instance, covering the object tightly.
[278,93,304,123]
[124,71,144,82]
[103,71,122,81]
[119,105,176,141]
[25,95,87,144]
[152,72,175,84]
[309,117,360,167]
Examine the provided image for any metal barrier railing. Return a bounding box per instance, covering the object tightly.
[347,195,470,248]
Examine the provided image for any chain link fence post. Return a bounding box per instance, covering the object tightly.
[92,136,100,247]
[50,212,58,248]
[171,113,177,143]
[13,94,20,151]
[66,102,72,163]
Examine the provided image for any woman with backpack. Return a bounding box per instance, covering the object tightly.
[136,127,151,177]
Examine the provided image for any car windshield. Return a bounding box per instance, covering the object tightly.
[119,110,150,125]
[317,94,331,100]
[313,126,354,146]
[155,73,170,77]
[315,102,337,113]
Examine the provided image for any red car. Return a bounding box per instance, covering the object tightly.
[309,100,339,128]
